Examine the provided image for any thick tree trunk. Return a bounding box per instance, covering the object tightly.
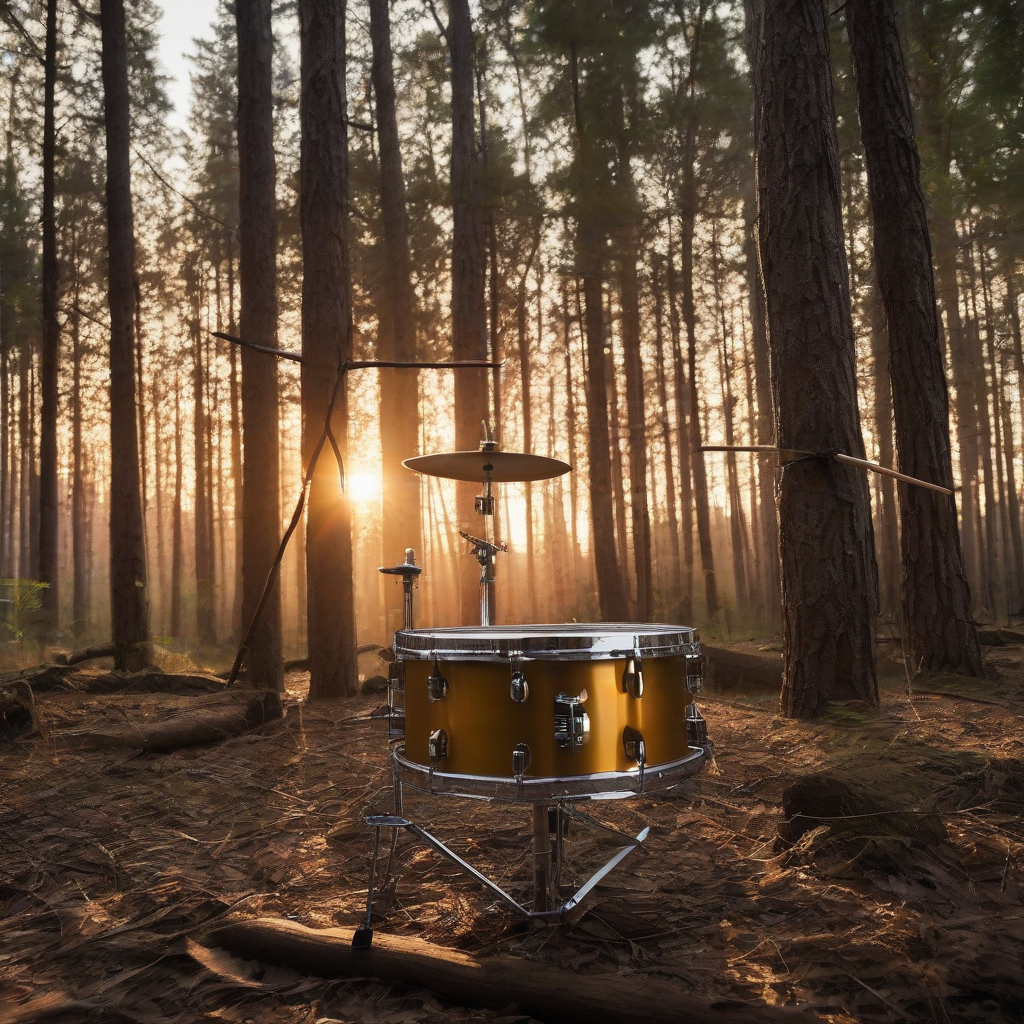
[39,0,59,634]
[516,232,541,604]
[570,46,628,621]
[100,0,150,670]
[18,335,30,580]
[753,0,878,717]
[300,0,357,699]
[228,252,243,640]
[236,0,282,689]
[619,231,653,621]
[846,0,981,674]
[370,0,421,625]
[448,0,489,625]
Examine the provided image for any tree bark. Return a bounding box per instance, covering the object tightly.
[370,0,421,623]
[236,0,282,689]
[202,918,819,1024]
[100,0,150,670]
[652,259,682,618]
[571,45,628,621]
[846,0,982,674]
[190,288,216,647]
[171,378,184,641]
[39,0,59,634]
[448,0,489,624]
[678,12,718,622]
[71,286,87,636]
[618,229,653,621]
[300,0,357,699]
[752,0,878,717]
[666,236,694,620]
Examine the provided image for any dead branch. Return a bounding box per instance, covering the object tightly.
[704,645,783,692]
[200,918,822,1024]
[59,691,282,753]
[56,640,118,665]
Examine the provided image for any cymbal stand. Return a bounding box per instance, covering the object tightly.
[463,443,505,627]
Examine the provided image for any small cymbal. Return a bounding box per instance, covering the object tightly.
[403,450,571,483]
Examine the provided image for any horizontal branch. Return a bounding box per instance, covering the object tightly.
[211,332,303,363]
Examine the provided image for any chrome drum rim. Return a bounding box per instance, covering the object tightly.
[391,743,709,803]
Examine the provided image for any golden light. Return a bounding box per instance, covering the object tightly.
[347,471,382,505]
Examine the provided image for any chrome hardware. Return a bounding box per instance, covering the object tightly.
[427,660,448,702]
[686,703,708,747]
[685,648,703,694]
[510,671,529,703]
[554,693,590,753]
[428,728,448,763]
[393,623,699,662]
[509,652,529,703]
[474,493,495,516]
[387,661,406,741]
[378,548,423,630]
[621,653,644,698]
[622,726,646,766]
[512,742,531,776]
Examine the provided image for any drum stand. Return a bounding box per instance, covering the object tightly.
[351,782,650,947]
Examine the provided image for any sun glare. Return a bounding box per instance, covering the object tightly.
[346,471,382,505]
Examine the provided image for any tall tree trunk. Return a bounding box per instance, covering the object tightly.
[753,0,878,717]
[653,259,682,618]
[448,0,489,625]
[846,0,981,673]
[170,377,183,641]
[370,0,421,625]
[562,284,582,588]
[607,327,631,606]
[236,0,282,689]
[618,229,653,621]
[71,292,87,636]
[39,0,59,633]
[191,308,215,646]
[666,237,694,620]
[18,336,30,580]
[0,338,7,578]
[516,230,541,605]
[100,0,150,670]
[867,277,900,621]
[227,251,243,640]
[712,219,748,613]
[570,45,628,621]
[678,12,719,622]
[300,0,357,699]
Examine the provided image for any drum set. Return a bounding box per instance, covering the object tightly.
[353,439,711,945]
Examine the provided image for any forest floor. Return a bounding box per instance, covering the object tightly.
[2,640,1024,1024]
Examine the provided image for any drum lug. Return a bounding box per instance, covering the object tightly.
[427,660,448,702]
[686,703,708,747]
[621,654,644,698]
[622,726,646,767]
[685,645,704,695]
[512,741,531,775]
[554,693,590,753]
[510,670,529,703]
[428,728,449,764]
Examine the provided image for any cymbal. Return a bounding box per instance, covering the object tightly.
[403,450,571,483]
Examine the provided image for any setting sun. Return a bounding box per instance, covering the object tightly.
[346,471,382,505]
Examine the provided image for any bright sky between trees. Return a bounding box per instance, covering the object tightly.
[156,0,219,130]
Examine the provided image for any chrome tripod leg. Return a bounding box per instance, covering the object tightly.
[352,824,381,949]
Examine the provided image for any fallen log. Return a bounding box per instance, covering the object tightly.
[0,682,37,741]
[0,666,229,696]
[54,640,117,666]
[704,646,783,692]
[59,691,282,753]
[201,917,821,1024]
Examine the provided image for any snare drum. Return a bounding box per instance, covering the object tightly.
[387,623,709,801]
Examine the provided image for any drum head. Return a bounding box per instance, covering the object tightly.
[394,622,699,661]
